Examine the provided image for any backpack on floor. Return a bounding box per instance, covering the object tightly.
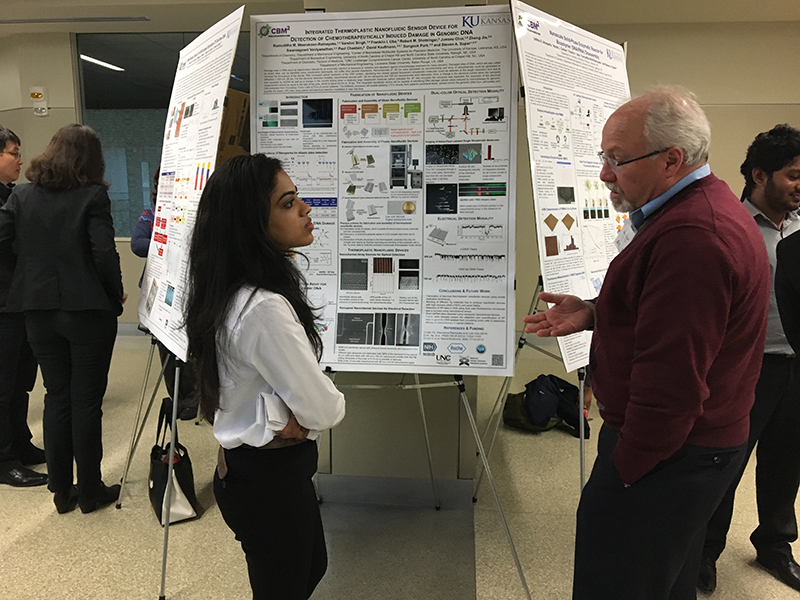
[503,374,590,438]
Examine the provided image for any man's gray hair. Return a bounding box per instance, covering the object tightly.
[638,87,710,166]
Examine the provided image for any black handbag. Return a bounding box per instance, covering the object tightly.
[148,398,201,525]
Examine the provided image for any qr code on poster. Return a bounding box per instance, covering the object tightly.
[491,354,504,366]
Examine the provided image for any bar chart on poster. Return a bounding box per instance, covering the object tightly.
[511,0,631,371]
[252,6,518,375]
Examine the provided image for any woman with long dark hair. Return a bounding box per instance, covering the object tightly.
[185,154,345,599]
[0,124,126,514]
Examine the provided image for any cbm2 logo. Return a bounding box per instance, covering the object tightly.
[258,23,290,37]
[436,354,452,363]
[476,344,486,354]
[423,342,437,352]
[448,343,466,354]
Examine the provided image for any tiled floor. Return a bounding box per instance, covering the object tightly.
[1,333,798,599]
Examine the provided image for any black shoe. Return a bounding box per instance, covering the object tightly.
[697,556,717,593]
[756,554,800,592]
[53,486,79,514]
[79,483,121,514]
[18,444,46,466]
[0,465,48,487]
[179,405,198,421]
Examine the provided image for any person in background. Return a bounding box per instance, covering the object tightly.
[130,167,197,420]
[0,124,126,514]
[185,155,345,600]
[700,124,800,594]
[0,125,46,488]
[524,88,770,599]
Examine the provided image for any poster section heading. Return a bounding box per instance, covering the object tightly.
[252,6,517,376]
[138,6,244,362]
[510,0,631,372]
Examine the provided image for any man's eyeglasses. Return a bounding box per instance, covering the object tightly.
[1,151,21,160]
[597,148,668,172]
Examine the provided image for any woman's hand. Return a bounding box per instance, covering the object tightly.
[277,414,309,440]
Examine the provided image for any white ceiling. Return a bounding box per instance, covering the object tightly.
[1,0,798,36]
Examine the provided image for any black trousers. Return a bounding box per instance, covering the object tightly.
[26,310,117,497]
[0,312,38,469]
[573,425,745,600]
[704,354,800,562]
[214,441,327,600]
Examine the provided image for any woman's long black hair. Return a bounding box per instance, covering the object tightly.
[184,154,321,421]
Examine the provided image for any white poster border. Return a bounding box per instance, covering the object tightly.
[138,6,245,362]
[510,0,631,372]
[251,6,518,376]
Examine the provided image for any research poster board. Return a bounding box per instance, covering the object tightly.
[252,6,517,375]
[138,7,244,361]
[510,1,631,372]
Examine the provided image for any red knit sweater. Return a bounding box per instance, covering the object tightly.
[591,174,770,484]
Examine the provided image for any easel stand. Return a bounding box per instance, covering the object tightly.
[577,367,586,490]
[333,372,442,509]
[159,364,181,600]
[473,276,588,499]
[116,329,185,600]
[333,373,532,600]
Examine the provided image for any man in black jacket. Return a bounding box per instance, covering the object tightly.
[700,124,800,593]
[0,125,47,487]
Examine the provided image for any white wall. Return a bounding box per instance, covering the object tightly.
[0,33,79,170]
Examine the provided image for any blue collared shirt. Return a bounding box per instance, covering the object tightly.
[629,164,711,230]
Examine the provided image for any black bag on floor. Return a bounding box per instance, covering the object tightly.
[503,374,590,438]
[149,398,201,525]
[503,390,561,432]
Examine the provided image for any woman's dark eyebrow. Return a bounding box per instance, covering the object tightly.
[278,188,297,201]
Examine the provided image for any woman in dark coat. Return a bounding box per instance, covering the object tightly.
[0,124,126,514]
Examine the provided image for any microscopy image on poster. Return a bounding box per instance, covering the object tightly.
[252,6,518,375]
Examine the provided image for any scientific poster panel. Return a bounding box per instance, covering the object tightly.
[138,7,244,361]
[252,6,517,375]
[510,1,631,372]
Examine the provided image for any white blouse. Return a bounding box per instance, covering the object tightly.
[213,286,345,449]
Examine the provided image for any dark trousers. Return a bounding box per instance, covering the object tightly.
[214,441,327,600]
[704,354,800,562]
[0,312,38,469]
[573,425,745,600]
[26,310,117,497]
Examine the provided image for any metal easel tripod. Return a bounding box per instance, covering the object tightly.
[473,276,589,501]
[329,370,533,599]
[115,326,189,599]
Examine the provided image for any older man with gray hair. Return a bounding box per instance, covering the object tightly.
[524,88,770,599]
